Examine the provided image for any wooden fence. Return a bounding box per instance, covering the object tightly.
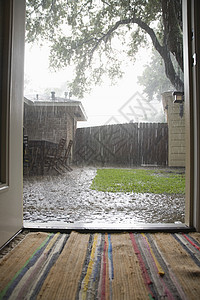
[74,123,168,166]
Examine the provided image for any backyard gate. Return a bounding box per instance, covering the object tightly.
[74,123,168,166]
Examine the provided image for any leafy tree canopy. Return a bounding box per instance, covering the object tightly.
[26,0,183,98]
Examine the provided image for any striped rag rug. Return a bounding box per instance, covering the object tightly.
[0,231,200,300]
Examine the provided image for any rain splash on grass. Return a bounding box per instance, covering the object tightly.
[90,168,185,194]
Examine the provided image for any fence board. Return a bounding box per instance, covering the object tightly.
[74,123,168,166]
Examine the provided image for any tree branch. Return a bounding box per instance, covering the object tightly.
[26,3,43,17]
[88,15,183,90]
[133,16,183,90]
[101,0,110,5]
[161,0,183,71]
[89,18,135,63]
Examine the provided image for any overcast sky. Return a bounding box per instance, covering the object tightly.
[24,43,164,128]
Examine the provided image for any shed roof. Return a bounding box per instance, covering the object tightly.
[24,96,87,121]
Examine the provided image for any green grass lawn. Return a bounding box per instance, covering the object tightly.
[90,168,185,194]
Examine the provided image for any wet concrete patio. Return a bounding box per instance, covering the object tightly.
[23,167,185,225]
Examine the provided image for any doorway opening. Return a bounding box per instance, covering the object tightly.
[23,0,187,229]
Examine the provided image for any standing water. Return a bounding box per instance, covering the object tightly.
[23,167,185,224]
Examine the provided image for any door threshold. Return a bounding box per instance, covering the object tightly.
[23,221,194,233]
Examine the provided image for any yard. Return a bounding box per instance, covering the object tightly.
[91,168,185,194]
[23,167,185,224]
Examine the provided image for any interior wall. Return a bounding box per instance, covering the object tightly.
[0,2,3,166]
[0,0,25,248]
[183,0,200,231]
[183,0,194,227]
[191,0,200,231]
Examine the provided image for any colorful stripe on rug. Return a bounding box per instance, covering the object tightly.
[0,232,200,300]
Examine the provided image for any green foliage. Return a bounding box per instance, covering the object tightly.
[90,168,185,194]
[137,49,174,101]
[137,48,184,101]
[26,0,183,98]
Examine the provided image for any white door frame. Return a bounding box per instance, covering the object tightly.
[0,0,25,248]
[183,0,200,231]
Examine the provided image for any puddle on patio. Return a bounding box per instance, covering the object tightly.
[23,167,185,224]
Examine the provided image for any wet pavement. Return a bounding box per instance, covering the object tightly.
[23,167,185,224]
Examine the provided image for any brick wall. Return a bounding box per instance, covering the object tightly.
[162,92,185,167]
[24,103,76,148]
